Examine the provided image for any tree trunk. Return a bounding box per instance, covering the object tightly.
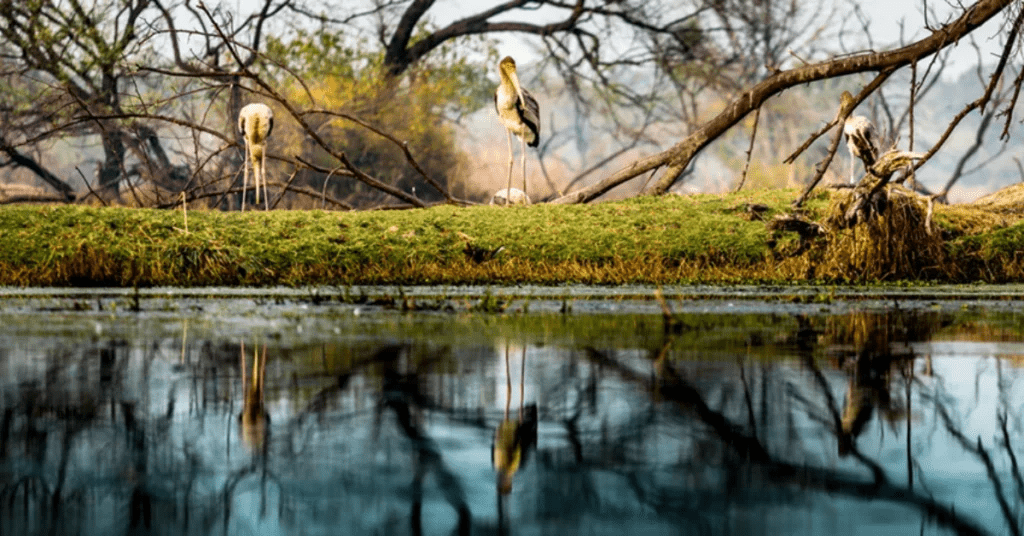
[98,128,127,195]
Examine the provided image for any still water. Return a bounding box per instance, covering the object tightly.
[1,287,1022,535]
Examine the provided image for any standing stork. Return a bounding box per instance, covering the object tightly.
[494,56,540,205]
[238,103,274,210]
[839,91,880,184]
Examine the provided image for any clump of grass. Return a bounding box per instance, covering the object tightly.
[811,189,950,282]
[947,222,1024,281]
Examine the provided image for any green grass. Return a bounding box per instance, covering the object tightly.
[0,187,1018,287]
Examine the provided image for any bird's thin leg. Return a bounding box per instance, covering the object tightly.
[261,150,269,211]
[240,342,247,389]
[505,129,513,206]
[519,346,525,416]
[504,345,512,420]
[242,143,249,211]
[255,154,262,209]
[849,153,855,185]
[521,137,527,203]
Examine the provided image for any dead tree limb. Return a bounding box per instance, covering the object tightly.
[550,0,1015,205]
[0,139,77,202]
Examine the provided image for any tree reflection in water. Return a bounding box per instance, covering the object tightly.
[0,308,1021,535]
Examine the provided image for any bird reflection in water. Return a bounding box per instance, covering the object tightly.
[239,341,269,453]
[837,352,903,457]
[493,344,538,496]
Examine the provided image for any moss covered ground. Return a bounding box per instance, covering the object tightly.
[0,187,1022,287]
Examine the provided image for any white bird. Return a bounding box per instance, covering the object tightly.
[494,56,540,205]
[238,103,274,210]
[840,91,880,184]
[490,187,531,206]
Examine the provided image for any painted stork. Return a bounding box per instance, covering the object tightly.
[494,56,540,205]
[238,103,274,210]
[839,91,880,184]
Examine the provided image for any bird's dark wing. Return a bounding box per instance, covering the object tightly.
[517,88,541,147]
[860,122,879,165]
[266,117,274,139]
[846,117,879,166]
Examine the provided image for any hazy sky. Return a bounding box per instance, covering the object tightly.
[841,0,1005,78]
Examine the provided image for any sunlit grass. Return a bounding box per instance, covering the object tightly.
[0,187,1021,287]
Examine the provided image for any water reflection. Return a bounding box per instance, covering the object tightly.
[493,345,537,499]
[0,305,1021,535]
[239,342,269,453]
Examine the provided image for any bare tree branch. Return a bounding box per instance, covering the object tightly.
[550,0,1015,205]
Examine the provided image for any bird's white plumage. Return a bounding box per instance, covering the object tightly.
[494,56,540,204]
[839,91,880,184]
[844,115,879,183]
[238,103,274,210]
[490,187,531,206]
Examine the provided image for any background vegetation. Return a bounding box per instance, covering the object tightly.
[0,0,1020,210]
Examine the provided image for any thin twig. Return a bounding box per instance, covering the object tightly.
[270,168,301,210]
[306,109,454,202]
[735,106,761,192]
[320,165,344,209]
[909,61,917,152]
[76,167,107,207]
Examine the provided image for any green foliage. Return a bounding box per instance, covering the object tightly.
[260,29,497,205]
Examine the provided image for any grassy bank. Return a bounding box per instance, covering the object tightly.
[1,187,1022,287]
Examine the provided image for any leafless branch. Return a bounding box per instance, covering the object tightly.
[551,0,1014,205]
[735,105,762,192]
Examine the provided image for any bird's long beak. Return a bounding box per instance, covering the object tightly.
[509,70,526,105]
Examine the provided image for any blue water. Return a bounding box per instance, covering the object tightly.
[0,288,1020,535]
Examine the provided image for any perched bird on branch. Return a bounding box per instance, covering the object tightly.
[238,103,274,211]
[495,56,540,205]
[840,91,880,184]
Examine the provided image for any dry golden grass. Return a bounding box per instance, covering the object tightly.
[811,188,950,281]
